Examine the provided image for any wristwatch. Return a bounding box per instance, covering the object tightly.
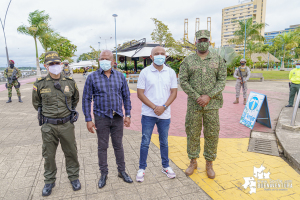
[163,105,168,110]
[126,115,131,118]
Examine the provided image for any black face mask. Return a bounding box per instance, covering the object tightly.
[240,63,246,66]
[64,64,68,66]
[9,64,14,68]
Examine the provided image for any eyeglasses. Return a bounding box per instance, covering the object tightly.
[48,62,61,66]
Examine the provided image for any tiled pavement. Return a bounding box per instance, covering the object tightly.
[0,74,210,200]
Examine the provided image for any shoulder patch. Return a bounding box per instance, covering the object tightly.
[33,85,37,91]
[37,77,46,82]
[67,77,73,80]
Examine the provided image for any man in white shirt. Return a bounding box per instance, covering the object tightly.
[136,46,178,182]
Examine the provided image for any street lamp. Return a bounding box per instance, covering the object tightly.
[0,0,13,67]
[100,37,112,49]
[243,18,247,59]
[112,14,118,64]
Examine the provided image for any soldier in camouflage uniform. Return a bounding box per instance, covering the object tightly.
[32,51,81,196]
[62,60,73,77]
[233,58,251,105]
[3,60,23,103]
[179,30,227,179]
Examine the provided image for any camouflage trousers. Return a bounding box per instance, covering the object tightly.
[7,80,21,98]
[185,109,219,161]
[235,80,247,98]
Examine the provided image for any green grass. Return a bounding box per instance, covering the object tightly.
[227,70,290,80]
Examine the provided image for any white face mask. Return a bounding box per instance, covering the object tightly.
[49,65,62,75]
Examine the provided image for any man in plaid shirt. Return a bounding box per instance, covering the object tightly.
[82,50,133,188]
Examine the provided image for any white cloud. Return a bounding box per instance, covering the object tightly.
[0,0,299,67]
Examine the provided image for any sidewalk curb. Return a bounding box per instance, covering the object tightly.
[275,107,300,171]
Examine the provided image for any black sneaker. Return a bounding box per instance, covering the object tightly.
[42,183,55,196]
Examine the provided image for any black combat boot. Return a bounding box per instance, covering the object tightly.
[6,97,12,103]
[18,96,23,103]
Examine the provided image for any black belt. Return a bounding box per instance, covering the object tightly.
[44,115,71,125]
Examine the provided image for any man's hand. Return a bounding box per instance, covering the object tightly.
[154,106,165,116]
[87,121,97,134]
[238,77,242,80]
[124,117,131,127]
[197,95,211,107]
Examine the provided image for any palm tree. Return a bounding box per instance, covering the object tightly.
[38,28,58,52]
[17,10,50,76]
[228,18,266,48]
[271,31,300,68]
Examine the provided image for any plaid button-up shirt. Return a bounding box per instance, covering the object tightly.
[82,68,131,122]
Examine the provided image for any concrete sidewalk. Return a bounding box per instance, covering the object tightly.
[0,74,210,200]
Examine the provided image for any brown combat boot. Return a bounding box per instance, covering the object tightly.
[243,98,247,105]
[206,160,215,179]
[233,98,239,104]
[185,159,197,176]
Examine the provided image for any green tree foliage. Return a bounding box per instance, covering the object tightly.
[17,10,50,76]
[77,46,101,67]
[228,18,266,46]
[271,31,300,67]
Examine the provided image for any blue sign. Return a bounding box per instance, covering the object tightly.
[240,92,272,129]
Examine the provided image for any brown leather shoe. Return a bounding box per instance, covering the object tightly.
[206,160,215,179]
[185,159,197,176]
[243,98,247,105]
[233,98,239,104]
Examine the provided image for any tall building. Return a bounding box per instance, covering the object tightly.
[265,24,300,45]
[221,0,267,51]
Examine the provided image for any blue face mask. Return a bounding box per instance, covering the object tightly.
[153,55,166,66]
[296,65,300,69]
[100,60,112,71]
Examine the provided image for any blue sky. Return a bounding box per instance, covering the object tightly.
[0,0,299,67]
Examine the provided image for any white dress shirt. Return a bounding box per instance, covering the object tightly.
[137,64,178,119]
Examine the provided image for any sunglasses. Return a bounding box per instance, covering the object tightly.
[48,62,61,66]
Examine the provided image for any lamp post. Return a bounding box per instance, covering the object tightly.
[100,37,112,49]
[0,0,13,67]
[243,18,247,59]
[112,14,118,64]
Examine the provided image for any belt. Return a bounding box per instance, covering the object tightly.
[44,115,71,125]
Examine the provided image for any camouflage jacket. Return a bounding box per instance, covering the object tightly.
[3,67,22,79]
[179,51,227,110]
[32,73,79,118]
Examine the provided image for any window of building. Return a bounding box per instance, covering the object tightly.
[239,16,244,19]
[254,5,257,9]
[224,22,230,24]
[253,10,256,13]
[233,14,235,16]
[224,19,230,21]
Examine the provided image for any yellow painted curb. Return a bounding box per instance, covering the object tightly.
[151,135,300,200]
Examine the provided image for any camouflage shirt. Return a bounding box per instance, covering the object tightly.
[32,73,79,118]
[3,67,22,79]
[179,51,227,110]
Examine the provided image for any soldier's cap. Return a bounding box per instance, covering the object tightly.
[63,60,69,64]
[196,30,210,40]
[240,58,247,63]
[9,60,14,64]
[44,51,61,65]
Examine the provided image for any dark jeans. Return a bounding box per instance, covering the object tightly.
[94,114,125,175]
[139,115,170,170]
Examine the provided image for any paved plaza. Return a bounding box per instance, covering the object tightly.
[0,74,300,200]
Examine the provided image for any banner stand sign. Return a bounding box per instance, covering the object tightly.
[240,91,272,129]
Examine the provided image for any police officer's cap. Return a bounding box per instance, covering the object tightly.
[44,51,61,65]
[63,60,69,64]
[240,58,247,63]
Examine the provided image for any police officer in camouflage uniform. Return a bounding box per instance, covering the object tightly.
[32,51,81,196]
[179,30,227,179]
[3,60,23,103]
[233,58,251,105]
[62,60,73,77]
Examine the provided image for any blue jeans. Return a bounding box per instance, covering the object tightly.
[139,115,170,170]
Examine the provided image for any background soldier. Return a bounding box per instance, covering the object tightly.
[32,51,81,196]
[233,58,251,105]
[3,60,23,103]
[62,60,73,77]
[179,30,227,179]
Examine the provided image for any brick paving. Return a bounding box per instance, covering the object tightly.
[0,74,210,200]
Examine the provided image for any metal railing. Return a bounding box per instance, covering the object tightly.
[290,91,300,126]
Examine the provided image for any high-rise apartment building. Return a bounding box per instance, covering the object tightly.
[265,24,300,45]
[221,0,267,51]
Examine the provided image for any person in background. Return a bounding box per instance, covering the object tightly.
[233,58,251,105]
[286,62,300,108]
